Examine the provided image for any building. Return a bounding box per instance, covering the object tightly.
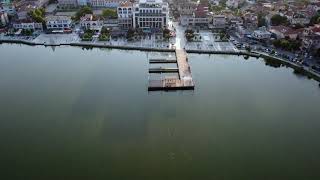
[226,0,244,9]
[57,0,78,8]
[0,1,15,15]
[12,18,43,31]
[91,0,121,8]
[186,4,209,28]
[77,0,88,6]
[252,26,271,40]
[176,0,196,15]
[0,12,8,26]
[269,25,303,40]
[91,0,105,7]
[46,16,72,30]
[132,0,169,32]
[290,13,310,25]
[80,14,103,31]
[302,24,320,50]
[117,1,133,29]
[211,15,226,29]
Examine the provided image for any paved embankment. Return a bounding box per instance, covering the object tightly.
[256,52,320,82]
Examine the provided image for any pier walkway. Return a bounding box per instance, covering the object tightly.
[148,49,195,91]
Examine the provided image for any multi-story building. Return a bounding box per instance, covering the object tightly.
[302,24,320,50]
[46,16,72,30]
[91,0,121,8]
[0,12,8,26]
[12,18,43,31]
[57,0,78,8]
[117,1,133,29]
[80,14,103,31]
[91,0,105,7]
[184,4,209,28]
[211,15,226,29]
[132,0,169,32]
[252,26,271,40]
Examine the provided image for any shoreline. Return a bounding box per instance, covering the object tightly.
[1,39,319,83]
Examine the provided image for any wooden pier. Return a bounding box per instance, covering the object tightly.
[148,49,195,91]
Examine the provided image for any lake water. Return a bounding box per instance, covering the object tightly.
[1,44,320,180]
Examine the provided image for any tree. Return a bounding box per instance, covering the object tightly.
[163,28,170,39]
[74,6,93,21]
[273,39,301,51]
[126,28,136,39]
[102,9,117,19]
[28,8,45,23]
[185,29,195,41]
[309,14,320,25]
[258,13,266,27]
[315,48,320,57]
[271,14,288,26]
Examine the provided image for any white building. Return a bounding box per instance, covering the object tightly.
[117,1,133,29]
[46,16,72,29]
[252,26,271,40]
[132,0,169,32]
[290,13,310,25]
[91,0,121,8]
[80,14,103,31]
[12,19,43,31]
[0,12,8,26]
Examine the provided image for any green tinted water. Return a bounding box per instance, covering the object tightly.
[0,44,320,179]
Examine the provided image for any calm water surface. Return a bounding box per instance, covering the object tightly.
[1,44,320,180]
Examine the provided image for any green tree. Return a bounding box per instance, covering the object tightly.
[309,14,320,25]
[163,28,171,39]
[126,28,136,39]
[258,13,266,27]
[28,8,45,23]
[74,6,93,21]
[271,14,288,26]
[185,29,195,41]
[273,39,301,51]
[102,9,117,19]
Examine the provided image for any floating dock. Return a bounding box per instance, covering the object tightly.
[148,49,195,91]
[149,59,177,64]
[149,67,179,73]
